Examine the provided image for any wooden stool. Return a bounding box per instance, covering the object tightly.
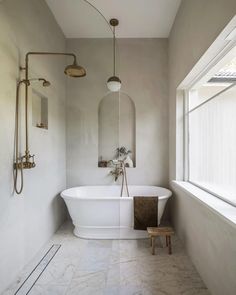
[147,227,174,255]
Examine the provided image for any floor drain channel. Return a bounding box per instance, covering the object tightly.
[14,244,61,295]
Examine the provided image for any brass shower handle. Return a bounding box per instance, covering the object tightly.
[23,153,36,169]
[30,154,36,168]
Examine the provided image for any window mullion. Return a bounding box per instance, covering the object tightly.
[183,90,189,181]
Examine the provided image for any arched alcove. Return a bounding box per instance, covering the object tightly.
[98,92,136,167]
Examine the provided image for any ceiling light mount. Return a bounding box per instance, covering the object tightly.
[110,18,119,27]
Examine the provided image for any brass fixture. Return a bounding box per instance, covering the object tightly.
[39,78,51,87]
[14,52,86,194]
[64,61,86,77]
[107,76,121,84]
[110,18,119,27]
[21,78,51,87]
[20,52,86,78]
[107,18,121,92]
[120,160,129,197]
[110,161,123,181]
[109,159,129,197]
[14,78,50,194]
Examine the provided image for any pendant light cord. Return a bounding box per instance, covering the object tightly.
[113,25,116,76]
[82,1,118,77]
[82,0,113,34]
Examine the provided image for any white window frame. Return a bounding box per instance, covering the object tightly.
[176,16,236,206]
[184,83,236,207]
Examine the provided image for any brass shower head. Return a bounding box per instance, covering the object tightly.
[38,78,51,87]
[23,78,51,87]
[43,80,51,87]
[22,52,86,78]
[64,60,86,78]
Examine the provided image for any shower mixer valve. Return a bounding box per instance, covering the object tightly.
[14,151,36,169]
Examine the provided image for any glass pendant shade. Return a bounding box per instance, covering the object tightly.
[107,76,121,92]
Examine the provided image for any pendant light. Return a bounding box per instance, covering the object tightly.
[107,18,121,92]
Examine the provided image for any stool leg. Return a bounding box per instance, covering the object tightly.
[151,237,155,255]
[166,236,168,247]
[168,236,172,255]
[150,236,152,247]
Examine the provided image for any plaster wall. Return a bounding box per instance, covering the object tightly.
[0,0,67,291]
[168,1,236,294]
[66,38,169,187]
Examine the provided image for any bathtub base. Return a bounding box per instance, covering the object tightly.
[74,226,148,239]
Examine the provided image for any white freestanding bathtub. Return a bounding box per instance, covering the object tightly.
[61,185,172,239]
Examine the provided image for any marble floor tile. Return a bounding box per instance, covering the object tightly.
[28,284,68,295]
[110,238,154,265]
[35,257,76,286]
[3,220,209,295]
[104,285,143,295]
[66,270,106,295]
[2,245,61,295]
[106,260,142,288]
[76,246,112,272]
[141,278,209,295]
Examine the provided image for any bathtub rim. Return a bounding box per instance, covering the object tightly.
[61,185,172,200]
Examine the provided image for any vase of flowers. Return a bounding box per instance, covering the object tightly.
[115,146,133,168]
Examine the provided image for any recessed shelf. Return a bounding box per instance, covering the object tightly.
[98,92,136,168]
[32,89,48,130]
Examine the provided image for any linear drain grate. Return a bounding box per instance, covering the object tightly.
[14,244,61,295]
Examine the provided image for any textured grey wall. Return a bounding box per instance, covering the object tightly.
[0,0,67,292]
[168,1,236,294]
[66,38,169,187]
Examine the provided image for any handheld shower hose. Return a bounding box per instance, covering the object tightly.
[13,80,25,194]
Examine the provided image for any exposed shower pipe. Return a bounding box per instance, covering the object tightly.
[14,78,50,194]
[14,52,86,194]
[22,52,86,167]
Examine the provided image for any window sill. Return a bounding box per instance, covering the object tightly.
[171,181,236,227]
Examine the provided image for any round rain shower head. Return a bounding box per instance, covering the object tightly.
[64,61,86,78]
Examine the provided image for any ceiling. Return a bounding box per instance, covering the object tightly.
[46,0,182,38]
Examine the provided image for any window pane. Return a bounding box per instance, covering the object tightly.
[189,84,231,111]
[189,84,236,205]
[189,56,236,111]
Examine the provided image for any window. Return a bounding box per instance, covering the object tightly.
[185,49,236,206]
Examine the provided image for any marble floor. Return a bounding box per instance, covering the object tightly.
[3,221,209,295]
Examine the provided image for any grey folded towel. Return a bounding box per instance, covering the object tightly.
[133,196,158,230]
